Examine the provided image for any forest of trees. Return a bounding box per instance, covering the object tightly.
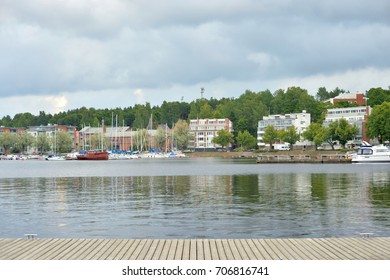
[1,86,389,145]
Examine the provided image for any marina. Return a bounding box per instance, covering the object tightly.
[1,237,390,260]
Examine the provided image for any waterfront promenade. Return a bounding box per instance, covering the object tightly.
[1,237,390,260]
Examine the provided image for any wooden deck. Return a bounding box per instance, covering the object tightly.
[1,237,390,260]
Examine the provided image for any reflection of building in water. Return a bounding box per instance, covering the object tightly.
[190,175,234,195]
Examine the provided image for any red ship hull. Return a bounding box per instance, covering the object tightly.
[76,151,109,160]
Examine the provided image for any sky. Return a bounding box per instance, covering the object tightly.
[1,0,389,117]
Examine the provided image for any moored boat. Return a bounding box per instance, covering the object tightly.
[45,154,65,161]
[351,143,390,163]
[76,150,109,160]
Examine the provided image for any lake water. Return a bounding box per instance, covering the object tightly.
[1,158,390,239]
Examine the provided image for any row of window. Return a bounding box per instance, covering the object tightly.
[328,109,366,115]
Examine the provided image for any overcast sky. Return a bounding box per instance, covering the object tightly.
[1,0,389,117]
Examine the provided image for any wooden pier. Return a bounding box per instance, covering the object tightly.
[1,237,390,260]
[256,154,351,163]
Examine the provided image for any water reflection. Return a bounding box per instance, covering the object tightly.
[1,172,390,239]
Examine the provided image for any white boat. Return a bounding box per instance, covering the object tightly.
[45,154,66,161]
[351,143,390,163]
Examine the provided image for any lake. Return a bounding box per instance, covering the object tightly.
[0,158,389,239]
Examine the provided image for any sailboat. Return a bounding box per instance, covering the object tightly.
[77,120,109,160]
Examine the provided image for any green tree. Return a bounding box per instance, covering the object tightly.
[236,90,268,135]
[236,130,257,150]
[35,133,51,154]
[173,120,191,150]
[16,131,35,154]
[336,119,359,148]
[212,129,234,149]
[0,132,16,154]
[54,131,73,153]
[262,125,280,150]
[198,103,213,119]
[280,126,300,150]
[326,122,338,150]
[367,87,390,107]
[327,119,359,149]
[302,123,328,150]
[366,102,390,143]
[316,87,330,101]
[154,126,166,150]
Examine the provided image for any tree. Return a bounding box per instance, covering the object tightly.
[54,131,73,153]
[154,126,166,150]
[35,133,51,154]
[262,125,279,150]
[316,87,330,101]
[236,90,268,135]
[236,130,257,150]
[302,123,328,150]
[212,129,234,149]
[0,132,16,154]
[16,132,35,154]
[336,119,359,148]
[327,119,359,149]
[173,120,191,150]
[280,126,300,150]
[367,87,390,107]
[366,102,390,143]
[198,103,213,119]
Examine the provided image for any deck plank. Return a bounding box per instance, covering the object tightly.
[166,239,178,260]
[1,237,390,260]
[174,239,184,260]
[202,239,212,260]
[121,239,142,260]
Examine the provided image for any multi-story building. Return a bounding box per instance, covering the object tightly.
[79,125,173,152]
[257,110,311,147]
[323,106,371,143]
[0,126,25,154]
[329,92,367,106]
[189,118,234,151]
[27,124,78,153]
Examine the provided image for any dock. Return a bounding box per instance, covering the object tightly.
[256,154,351,163]
[1,237,390,260]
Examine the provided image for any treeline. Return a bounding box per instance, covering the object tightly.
[1,86,389,138]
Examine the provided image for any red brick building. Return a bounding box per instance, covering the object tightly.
[331,93,367,106]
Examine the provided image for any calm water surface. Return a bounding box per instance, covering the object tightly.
[0,158,389,239]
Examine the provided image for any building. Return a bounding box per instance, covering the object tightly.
[27,124,78,153]
[329,92,367,106]
[189,118,234,151]
[0,126,25,154]
[79,125,174,152]
[323,106,371,144]
[257,110,311,147]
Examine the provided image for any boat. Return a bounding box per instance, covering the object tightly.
[351,142,390,163]
[65,152,79,160]
[45,154,65,161]
[76,150,109,160]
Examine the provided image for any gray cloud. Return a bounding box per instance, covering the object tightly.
[0,0,389,115]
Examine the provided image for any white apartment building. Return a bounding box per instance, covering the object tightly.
[189,118,234,151]
[323,106,371,143]
[257,110,311,147]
